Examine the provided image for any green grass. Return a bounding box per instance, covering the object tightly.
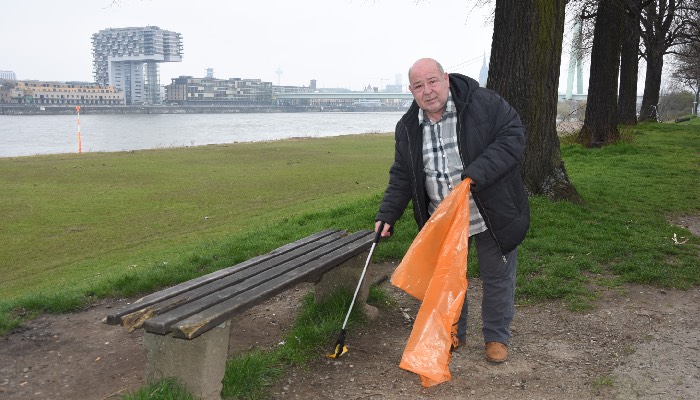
[0,133,396,298]
[519,119,700,309]
[121,377,197,400]
[0,119,699,398]
[592,374,615,390]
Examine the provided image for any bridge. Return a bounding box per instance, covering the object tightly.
[274,91,642,104]
[273,92,415,108]
[273,92,414,100]
[558,93,645,102]
[558,93,589,101]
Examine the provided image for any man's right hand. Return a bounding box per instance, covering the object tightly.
[375,221,392,237]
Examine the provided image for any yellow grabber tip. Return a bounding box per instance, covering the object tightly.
[326,344,348,359]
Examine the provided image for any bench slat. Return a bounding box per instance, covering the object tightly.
[117,230,349,332]
[170,230,374,339]
[144,230,372,336]
[104,229,341,326]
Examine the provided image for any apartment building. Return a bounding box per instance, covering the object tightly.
[165,75,274,105]
[92,26,183,105]
[1,80,124,105]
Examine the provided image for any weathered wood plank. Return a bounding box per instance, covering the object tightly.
[144,230,372,335]
[104,229,341,325]
[117,230,348,332]
[170,230,374,339]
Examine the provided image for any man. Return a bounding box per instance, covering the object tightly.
[375,58,530,363]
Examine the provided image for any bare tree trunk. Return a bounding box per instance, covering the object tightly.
[639,48,665,120]
[577,0,624,147]
[490,0,582,203]
[618,0,642,125]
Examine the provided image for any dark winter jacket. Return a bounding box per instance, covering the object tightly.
[375,73,530,253]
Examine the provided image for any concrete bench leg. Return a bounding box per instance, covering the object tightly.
[143,321,231,400]
[314,250,379,319]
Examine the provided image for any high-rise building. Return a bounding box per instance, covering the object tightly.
[0,71,17,80]
[92,26,183,105]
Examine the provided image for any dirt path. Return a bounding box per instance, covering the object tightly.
[2,216,698,399]
[268,275,700,400]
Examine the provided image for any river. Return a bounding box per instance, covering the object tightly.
[0,112,404,158]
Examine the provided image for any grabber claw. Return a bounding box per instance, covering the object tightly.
[327,344,348,359]
[327,329,348,358]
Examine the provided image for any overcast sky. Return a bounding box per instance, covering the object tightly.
[1,0,584,93]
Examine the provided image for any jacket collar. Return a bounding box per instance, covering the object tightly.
[404,73,479,124]
[447,73,479,111]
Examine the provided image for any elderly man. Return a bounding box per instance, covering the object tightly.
[375,58,530,363]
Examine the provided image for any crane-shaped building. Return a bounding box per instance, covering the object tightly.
[92,26,183,105]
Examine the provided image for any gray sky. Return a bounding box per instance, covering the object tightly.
[1,0,581,93]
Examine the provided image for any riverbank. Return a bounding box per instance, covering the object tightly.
[0,104,408,115]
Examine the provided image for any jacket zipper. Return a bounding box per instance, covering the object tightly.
[456,103,508,261]
[404,120,428,227]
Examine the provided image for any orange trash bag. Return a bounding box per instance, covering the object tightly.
[390,178,472,387]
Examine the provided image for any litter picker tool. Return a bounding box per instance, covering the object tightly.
[327,222,385,359]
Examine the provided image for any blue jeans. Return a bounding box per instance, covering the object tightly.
[456,229,517,345]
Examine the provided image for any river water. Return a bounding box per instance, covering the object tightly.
[0,112,404,158]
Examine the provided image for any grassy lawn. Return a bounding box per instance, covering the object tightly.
[516,121,700,309]
[0,134,395,300]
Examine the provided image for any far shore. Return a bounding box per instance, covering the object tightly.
[0,104,409,116]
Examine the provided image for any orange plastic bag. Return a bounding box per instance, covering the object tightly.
[391,178,471,387]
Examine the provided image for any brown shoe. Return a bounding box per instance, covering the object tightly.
[450,334,466,352]
[485,342,508,363]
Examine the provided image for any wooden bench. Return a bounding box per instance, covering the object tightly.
[104,229,375,400]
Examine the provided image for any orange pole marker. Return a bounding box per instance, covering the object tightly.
[75,106,82,154]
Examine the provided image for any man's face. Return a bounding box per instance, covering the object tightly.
[408,60,450,119]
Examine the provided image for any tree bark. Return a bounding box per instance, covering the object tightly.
[490,0,582,203]
[639,47,666,120]
[577,0,625,147]
[618,0,643,125]
[637,0,672,121]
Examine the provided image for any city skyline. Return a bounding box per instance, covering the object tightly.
[1,1,504,91]
[1,0,591,94]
